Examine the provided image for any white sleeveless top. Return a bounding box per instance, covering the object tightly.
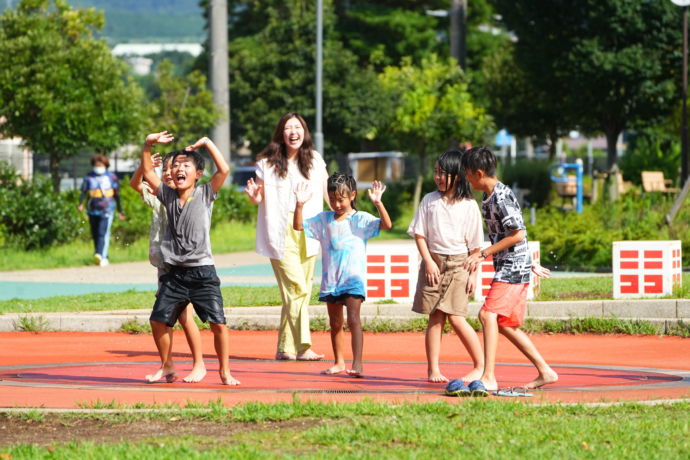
[255,151,327,259]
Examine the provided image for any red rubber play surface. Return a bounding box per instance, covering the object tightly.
[1,331,689,407]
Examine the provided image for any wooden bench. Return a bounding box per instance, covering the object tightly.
[641,171,679,194]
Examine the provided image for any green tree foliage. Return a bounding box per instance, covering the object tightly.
[228,0,390,156]
[147,60,221,148]
[0,0,146,192]
[0,163,82,249]
[379,54,493,205]
[491,0,681,169]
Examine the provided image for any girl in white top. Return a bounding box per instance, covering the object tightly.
[407,148,485,384]
[245,112,328,361]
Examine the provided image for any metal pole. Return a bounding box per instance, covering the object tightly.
[209,0,231,183]
[682,7,689,186]
[450,0,466,69]
[314,0,324,156]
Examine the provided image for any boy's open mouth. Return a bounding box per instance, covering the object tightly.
[175,173,186,186]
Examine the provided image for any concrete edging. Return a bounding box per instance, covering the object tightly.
[1,299,688,332]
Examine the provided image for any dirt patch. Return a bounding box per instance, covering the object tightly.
[0,414,325,447]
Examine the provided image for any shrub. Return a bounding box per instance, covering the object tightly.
[212,187,257,225]
[0,163,83,249]
[498,158,552,207]
[529,192,690,269]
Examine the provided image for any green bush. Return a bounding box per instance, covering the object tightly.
[0,163,83,250]
[529,192,690,269]
[212,187,257,225]
[620,127,680,185]
[498,158,552,207]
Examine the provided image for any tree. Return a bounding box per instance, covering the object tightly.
[147,60,221,149]
[379,54,493,206]
[492,0,681,169]
[483,42,571,158]
[227,0,391,157]
[0,0,145,192]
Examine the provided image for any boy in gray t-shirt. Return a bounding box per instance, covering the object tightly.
[141,131,239,386]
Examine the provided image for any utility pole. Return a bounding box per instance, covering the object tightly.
[209,0,231,183]
[450,0,467,69]
[314,0,324,157]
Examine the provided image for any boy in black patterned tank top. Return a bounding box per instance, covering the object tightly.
[462,146,557,395]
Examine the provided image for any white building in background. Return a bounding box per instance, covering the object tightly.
[0,136,32,180]
[111,43,203,76]
[112,43,203,57]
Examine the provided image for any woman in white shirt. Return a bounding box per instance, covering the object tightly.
[245,112,328,361]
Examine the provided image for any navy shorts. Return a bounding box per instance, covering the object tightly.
[150,265,225,327]
[319,293,365,304]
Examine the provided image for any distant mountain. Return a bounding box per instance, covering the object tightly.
[45,0,206,43]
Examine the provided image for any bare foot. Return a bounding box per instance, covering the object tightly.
[346,369,363,378]
[220,372,240,386]
[461,368,482,383]
[297,349,325,361]
[183,364,207,383]
[525,369,559,389]
[145,365,178,383]
[321,364,346,375]
[428,372,449,383]
[480,378,498,392]
[275,352,297,360]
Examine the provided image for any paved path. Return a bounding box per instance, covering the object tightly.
[1,331,688,407]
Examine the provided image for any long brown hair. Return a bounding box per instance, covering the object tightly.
[258,112,314,179]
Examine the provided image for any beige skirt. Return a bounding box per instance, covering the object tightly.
[412,253,470,316]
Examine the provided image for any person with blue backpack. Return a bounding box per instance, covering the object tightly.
[77,153,125,266]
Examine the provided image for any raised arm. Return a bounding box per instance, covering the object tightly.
[368,180,392,230]
[293,182,313,231]
[130,153,162,195]
[142,131,174,194]
[186,137,229,194]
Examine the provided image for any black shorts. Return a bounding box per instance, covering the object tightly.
[150,265,225,327]
[318,293,365,304]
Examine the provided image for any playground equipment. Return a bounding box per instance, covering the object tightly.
[549,159,584,213]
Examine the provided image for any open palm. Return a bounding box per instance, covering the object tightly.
[367,180,387,204]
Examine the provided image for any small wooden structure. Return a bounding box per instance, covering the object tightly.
[641,171,679,194]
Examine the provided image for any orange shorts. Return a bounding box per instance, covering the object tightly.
[481,281,528,327]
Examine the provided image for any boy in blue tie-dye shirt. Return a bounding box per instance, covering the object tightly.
[293,172,392,377]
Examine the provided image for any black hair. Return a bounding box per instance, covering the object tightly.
[437,148,473,200]
[162,152,175,169]
[327,172,358,209]
[170,149,205,172]
[462,146,497,177]
[259,112,314,180]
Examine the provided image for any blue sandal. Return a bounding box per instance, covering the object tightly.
[445,379,470,397]
[468,380,489,397]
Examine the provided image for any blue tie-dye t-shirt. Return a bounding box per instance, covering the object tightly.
[303,210,381,298]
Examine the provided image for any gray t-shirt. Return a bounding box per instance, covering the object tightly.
[157,182,216,267]
[482,181,531,284]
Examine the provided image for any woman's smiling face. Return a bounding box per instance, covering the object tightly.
[282,117,305,152]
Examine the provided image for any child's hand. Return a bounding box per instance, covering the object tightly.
[185,137,209,151]
[294,182,313,205]
[424,259,441,286]
[245,178,263,201]
[151,153,163,169]
[463,252,484,273]
[145,131,174,146]
[531,262,551,279]
[367,180,386,204]
[141,182,153,195]
[466,272,476,296]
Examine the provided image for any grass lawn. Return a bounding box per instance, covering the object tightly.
[2,399,689,458]
[0,220,413,271]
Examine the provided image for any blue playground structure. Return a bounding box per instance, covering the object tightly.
[549,160,584,213]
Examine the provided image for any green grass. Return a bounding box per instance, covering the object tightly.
[2,400,690,458]
[536,274,690,300]
[0,286,321,315]
[0,220,260,271]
